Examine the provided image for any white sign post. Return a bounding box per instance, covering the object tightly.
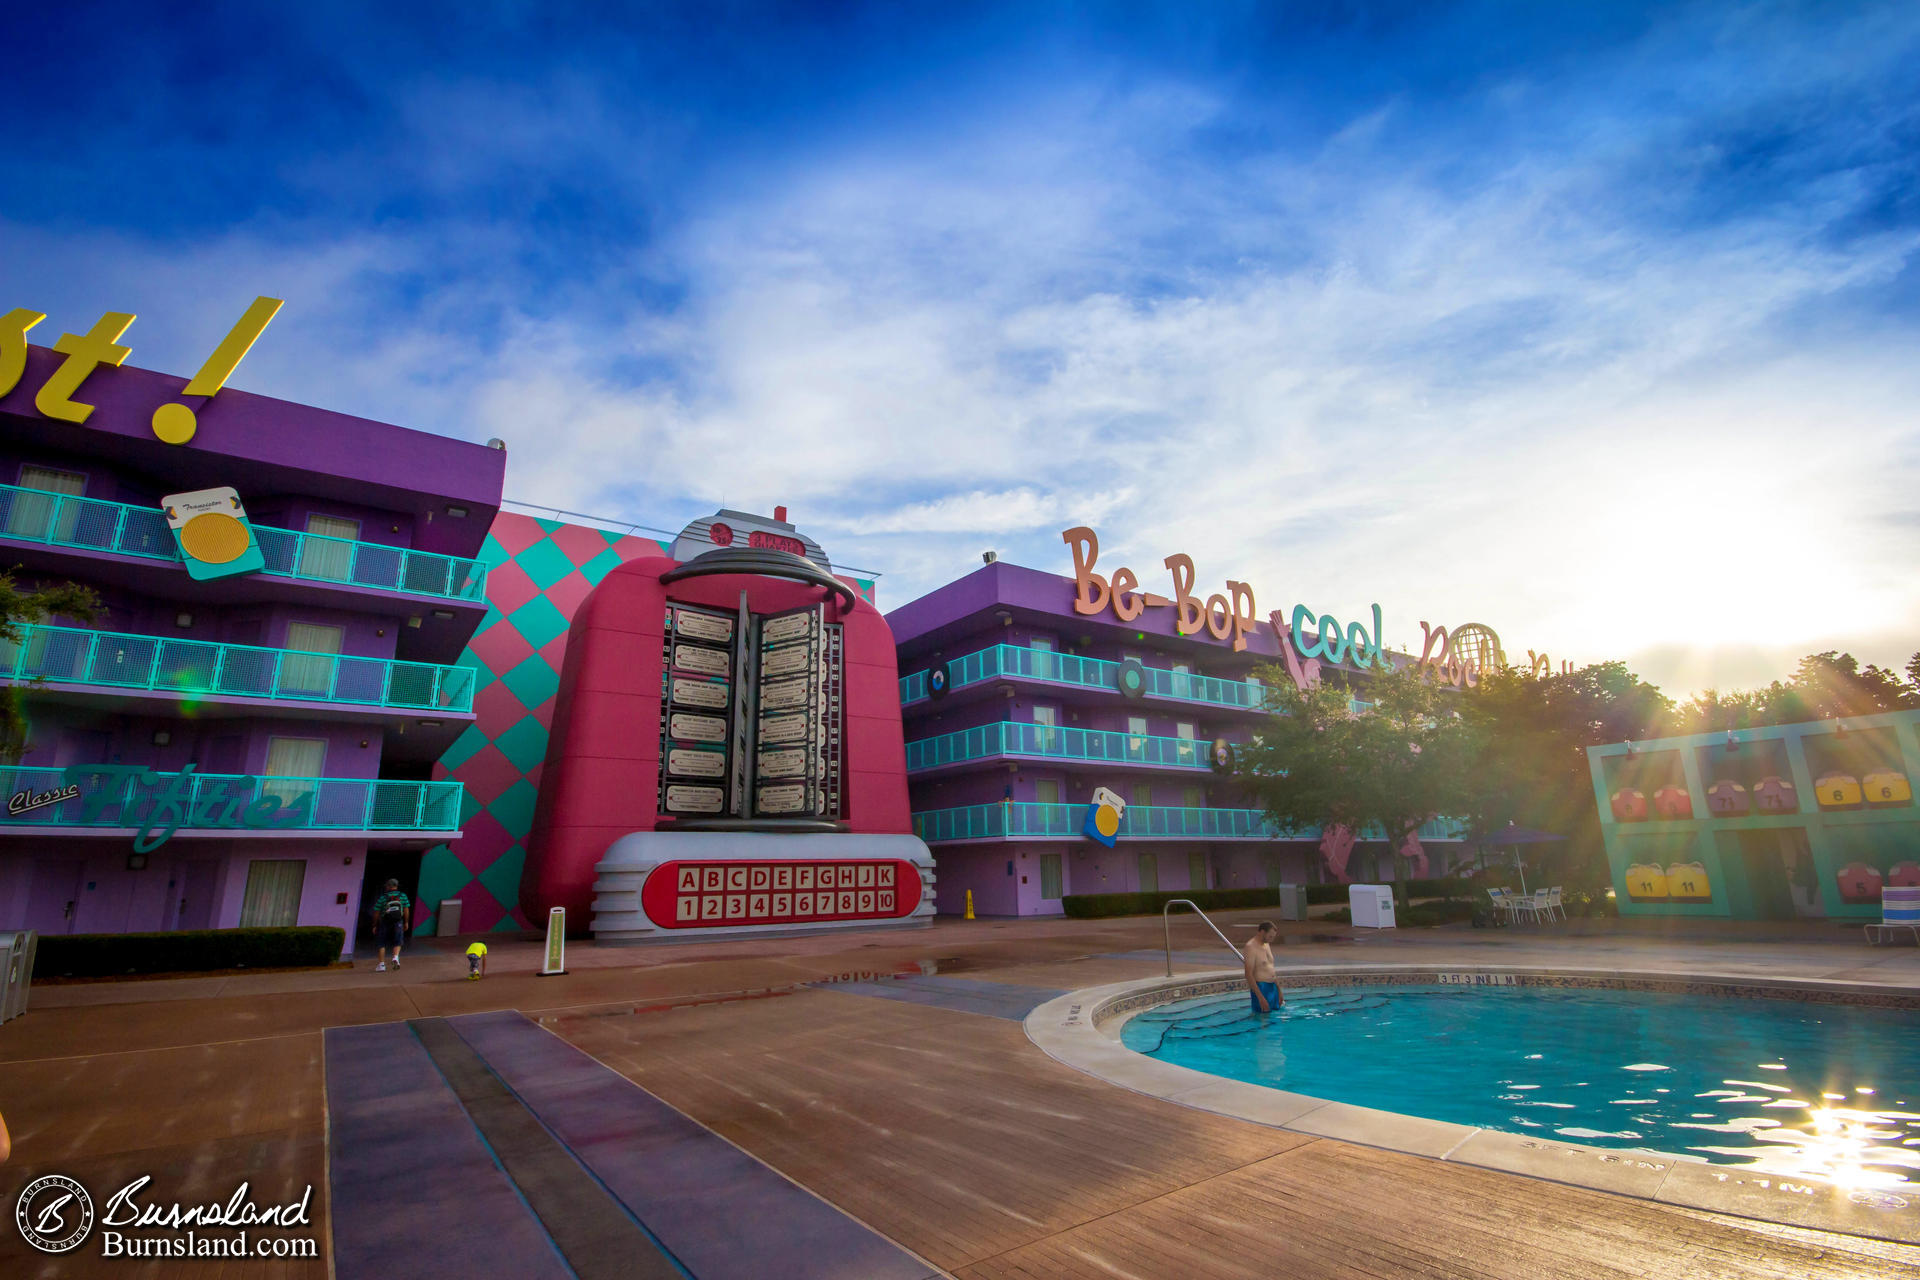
[539,906,567,976]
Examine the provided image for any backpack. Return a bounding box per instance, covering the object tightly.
[382,894,407,920]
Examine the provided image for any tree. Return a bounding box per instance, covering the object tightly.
[1237,662,1481,876]
[1666,651,1919,734]
[1,567,103,762]
[1459,661,1672,891]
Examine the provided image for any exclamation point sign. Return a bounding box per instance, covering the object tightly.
[150,296,285,444]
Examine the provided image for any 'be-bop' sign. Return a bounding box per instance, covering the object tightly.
[1062,526,1387,668]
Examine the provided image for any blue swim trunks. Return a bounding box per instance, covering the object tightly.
[1250,981,1281,1014]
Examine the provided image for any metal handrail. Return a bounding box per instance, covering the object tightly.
[1162,898,1245,977]
[0,622,476,712]
[0,482,488,602]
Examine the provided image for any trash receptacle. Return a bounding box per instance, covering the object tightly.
[1278,884,1307,922]
[437,899,463,938]
[1349,884,1396,929]
[0,930,37,1023]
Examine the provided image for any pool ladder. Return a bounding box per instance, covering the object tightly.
[1162,899,1247,977]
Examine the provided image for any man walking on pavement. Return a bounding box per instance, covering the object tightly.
[370,878,411,972]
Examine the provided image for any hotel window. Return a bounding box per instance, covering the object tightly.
[1137,852,1159,894]
[1029,635,1057,680]
[1175,719,1197,765]
[263,735,327,809]
[1187,850,1209,891]
[1039,853,1063,901]
[1126,715,1148,762]
[1034,778,1063,831]
[9,465,86,542]
[1171,661,1193,698]
[298,514,360,581]
[1131,782,1154,807]
[1182,785,1206,809]
[1031,703,1060,753]
[280,623,344,697]
[239,859,306,928]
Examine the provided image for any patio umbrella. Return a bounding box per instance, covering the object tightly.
[1463,823,1566,894]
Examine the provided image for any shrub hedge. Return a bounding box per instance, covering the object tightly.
[1061,887,1279,919]
[33,927,346,979]
[1322,899,1474,928]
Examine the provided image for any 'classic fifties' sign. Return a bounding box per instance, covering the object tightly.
[6,765,317,853]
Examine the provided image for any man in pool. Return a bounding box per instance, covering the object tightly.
[1243,920,1283,1014]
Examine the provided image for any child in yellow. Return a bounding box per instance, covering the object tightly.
[465,941,488,981]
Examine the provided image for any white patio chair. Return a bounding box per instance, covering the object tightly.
[1532,888,1557,923]
[1546,886,1566,922]
[1488,887,1535,925]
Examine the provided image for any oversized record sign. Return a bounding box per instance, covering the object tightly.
[640,859,924,928]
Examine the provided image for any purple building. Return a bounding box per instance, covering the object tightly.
[1,333,503,954]
[887,553,1466,916]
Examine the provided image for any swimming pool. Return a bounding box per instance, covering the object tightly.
[1119,983,1920,1187]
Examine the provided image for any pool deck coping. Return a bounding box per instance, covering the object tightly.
[1023,964,1920,1245]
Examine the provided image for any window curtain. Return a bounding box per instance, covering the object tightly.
[296,514,359,581]
[239,859,306,927]
[8,465,85,541]
[279,623,343,697]
[263,736,327,808]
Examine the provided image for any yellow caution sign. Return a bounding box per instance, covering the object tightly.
[965,889,975,921]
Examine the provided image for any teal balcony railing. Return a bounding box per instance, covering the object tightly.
[0,765,464,833]
[913,802,1284,842]
[0,483,487,603]
[906,721,1213,772]
[900,644,1269,711]
[2,624,475,713]
[911,802,1466,844]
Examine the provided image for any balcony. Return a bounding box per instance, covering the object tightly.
[906,721,1213,773]
[898,644,1267,710]
[0,482,487,604]
[0,765,464,837]
[900,645,1381,717]
[2,624,475,714]
[911,802,1466,844]
[913,801,1286,843]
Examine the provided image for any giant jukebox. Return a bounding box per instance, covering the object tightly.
[521,509,935,941]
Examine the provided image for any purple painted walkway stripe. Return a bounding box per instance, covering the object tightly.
[324,1022,571,1280]
[447,1010,937,1280]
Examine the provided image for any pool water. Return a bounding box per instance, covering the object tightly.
[1120,984,1920,1187]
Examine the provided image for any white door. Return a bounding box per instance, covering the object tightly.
[280,622,344,697]
[298,514,359,581]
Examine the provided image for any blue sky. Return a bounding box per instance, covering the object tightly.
[4,2,1917,693]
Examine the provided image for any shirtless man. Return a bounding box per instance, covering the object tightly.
[1244,920,1283,1014]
